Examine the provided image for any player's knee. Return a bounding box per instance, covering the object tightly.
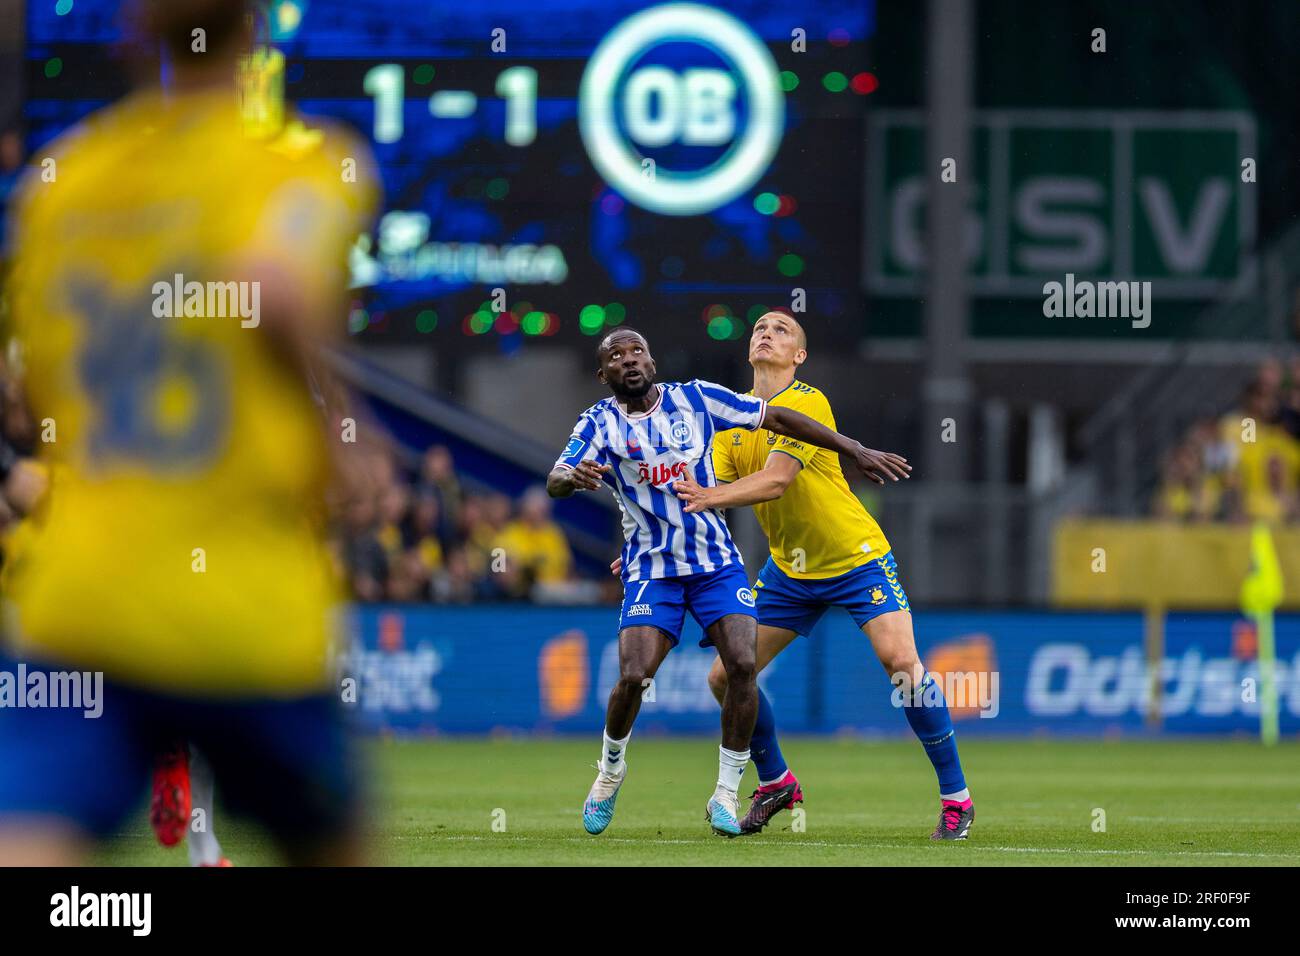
[707,662,729,699]
[880,649,921,683]
[616,665,654,694]
[722,651,756,686]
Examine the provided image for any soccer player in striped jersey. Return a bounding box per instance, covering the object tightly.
[672,312,976,840]
[548,328,908,836]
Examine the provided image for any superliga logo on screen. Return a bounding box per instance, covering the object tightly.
[579,3,785,216]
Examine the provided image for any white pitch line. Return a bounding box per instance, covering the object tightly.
[429,834,1297,859]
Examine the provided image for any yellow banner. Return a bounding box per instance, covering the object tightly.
[1053,519,1299,609]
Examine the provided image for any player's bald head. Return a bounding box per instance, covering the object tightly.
[596,327,648,363]
[776,312,807,351]
[596,326,656,399]
[749,311,808,371]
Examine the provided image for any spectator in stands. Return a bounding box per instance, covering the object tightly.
[403,492,445,574]
[1155,442,1202,521]
[386,549,432,602]
[340,494,388,602]
[323,444,601,603]
[493,486,574,599]
[456,494,494,578]
[375,482,410,564]
[417,445,462,542]
[1280,356,1300,441]
[1229,381,1300,521]
[434,547,478,604]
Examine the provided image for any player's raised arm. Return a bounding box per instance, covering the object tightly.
[548,460,609,497]
[674,453,801,513]
[547,417,610,497]
[761,404,912,484]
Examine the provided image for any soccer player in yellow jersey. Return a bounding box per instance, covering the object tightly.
[674,312,975,840]
[0,0,378,864]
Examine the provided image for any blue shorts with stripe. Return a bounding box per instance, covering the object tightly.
[753,551,910,636]
[0,655,361,844]
[618,562,756,647]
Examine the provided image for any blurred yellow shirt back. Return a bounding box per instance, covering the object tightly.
[5,85,377,696]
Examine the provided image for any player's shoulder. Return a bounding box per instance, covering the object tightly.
[8,91,148,228]
[576,396,615,424]
[783,379,831,408]
[264,111,373,169]
[682,378,741,399]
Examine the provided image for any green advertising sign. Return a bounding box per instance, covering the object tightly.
[867,110,1255,299]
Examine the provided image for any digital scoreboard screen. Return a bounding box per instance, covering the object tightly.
[24,0,875,349]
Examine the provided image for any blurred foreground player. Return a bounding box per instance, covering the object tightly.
[550,328,908,836]
[0,0,377,864]
[151,743,230,866]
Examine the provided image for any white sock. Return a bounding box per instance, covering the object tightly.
[940,788,971,803]
[600,729,630,775]
[187,745,225,867]
[717,746,750,794]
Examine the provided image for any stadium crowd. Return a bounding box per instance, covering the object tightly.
[330,442,610,604]
[1155,356,1300,523]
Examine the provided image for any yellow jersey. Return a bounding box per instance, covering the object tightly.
[4,85,377,696]
[712,380,890,579]
[494,520,574,584]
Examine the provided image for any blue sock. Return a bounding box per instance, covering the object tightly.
[901,673,967,797]
[750,687,789,783]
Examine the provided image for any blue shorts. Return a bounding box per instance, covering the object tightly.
[753,551,910,636]
[0,656,360,846]
[618,562,756,647]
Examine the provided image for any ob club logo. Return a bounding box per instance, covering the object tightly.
[579,3,785,215]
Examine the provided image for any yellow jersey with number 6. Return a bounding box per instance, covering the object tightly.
[712,380,890,579]
[4,86,377,696]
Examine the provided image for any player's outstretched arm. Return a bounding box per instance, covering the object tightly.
[546,461,609,498]
[673,454,800,513]
[760,405,911,484]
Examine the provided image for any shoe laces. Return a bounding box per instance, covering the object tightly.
[589,764,623,801]
[940,803,965,830]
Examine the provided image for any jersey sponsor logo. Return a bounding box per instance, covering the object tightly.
[627,603,653,617]
[636,460,689,486]
[732,432,743,446]
[562,435,587,459]
[736,586,756,608]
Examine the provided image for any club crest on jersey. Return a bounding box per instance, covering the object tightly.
[737,587,756,608]
[869,585,887,606]
[669,418,694,448]
[636,460,688,486]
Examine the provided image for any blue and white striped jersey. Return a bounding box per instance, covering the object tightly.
[555,380,767,581]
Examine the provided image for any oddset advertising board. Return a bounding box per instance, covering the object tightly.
[339,607,1300,737]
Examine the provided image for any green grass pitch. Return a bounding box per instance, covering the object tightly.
[97,737,1300,866]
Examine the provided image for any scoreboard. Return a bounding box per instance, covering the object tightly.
[24,0,876,349]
